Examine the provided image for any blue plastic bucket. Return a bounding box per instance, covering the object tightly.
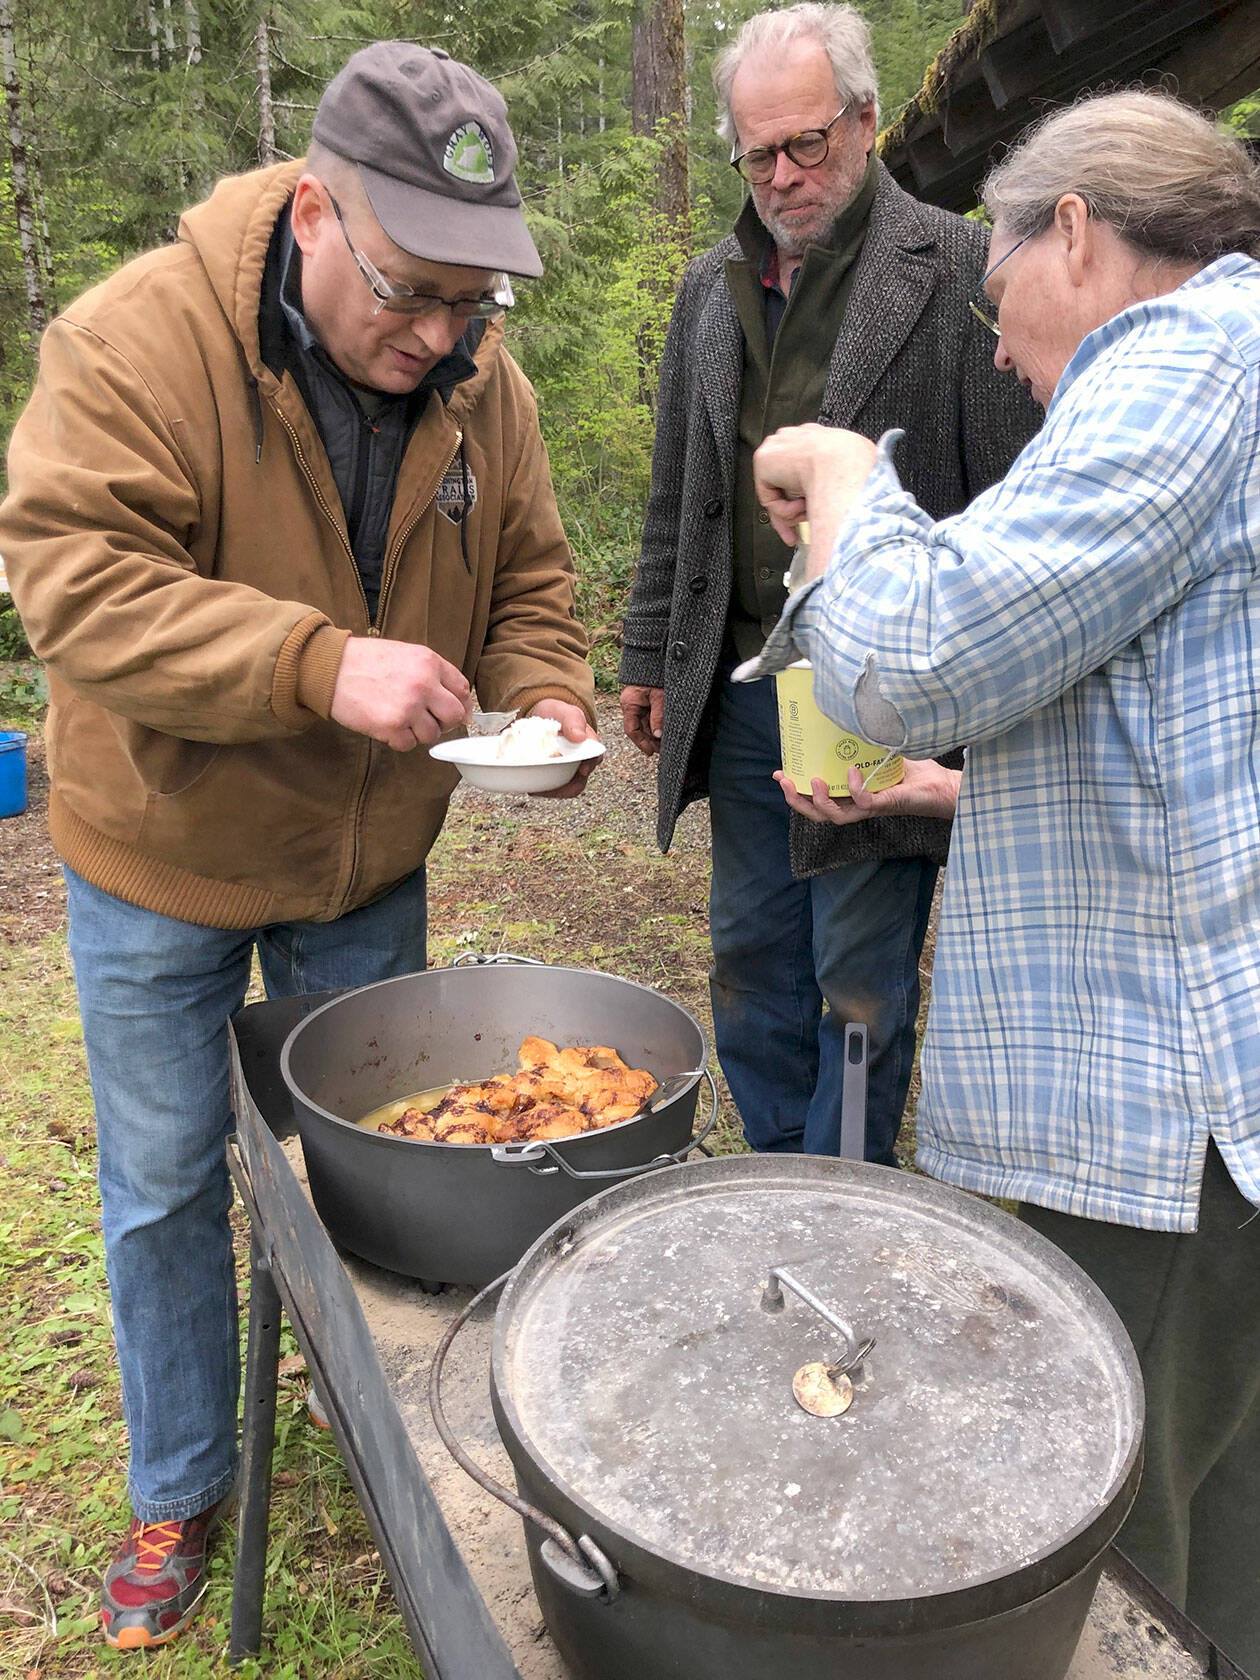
[0,730,28,818]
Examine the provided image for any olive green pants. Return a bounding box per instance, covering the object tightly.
[1022,1142,1260,1677]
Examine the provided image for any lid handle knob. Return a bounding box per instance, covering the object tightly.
[762,1266,876,1413]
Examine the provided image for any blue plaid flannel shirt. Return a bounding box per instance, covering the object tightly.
[787,254,1260,1231]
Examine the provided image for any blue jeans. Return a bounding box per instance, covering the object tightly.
[708,674,937,1165]
[63,865,428,1522]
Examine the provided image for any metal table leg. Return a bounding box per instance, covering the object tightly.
[229,1236,282,1664]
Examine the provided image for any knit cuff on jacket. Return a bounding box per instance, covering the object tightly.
[618,616,670,691]
[790,809,953,877]
[618,650,667,691]
[283,617,351,725]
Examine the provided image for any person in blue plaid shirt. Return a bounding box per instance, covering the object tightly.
[750,90,1260,1673]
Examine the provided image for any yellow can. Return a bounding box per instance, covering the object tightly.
[774,661,904,798]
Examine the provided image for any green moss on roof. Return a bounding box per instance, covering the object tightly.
[878,0,1011,156]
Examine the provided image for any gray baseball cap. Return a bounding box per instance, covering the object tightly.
[312,41,542,279]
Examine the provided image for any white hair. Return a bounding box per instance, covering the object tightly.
[982,89,1260,263]
[713,3,879,147]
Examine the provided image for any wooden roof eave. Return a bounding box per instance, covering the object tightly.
[878,0,1260,211]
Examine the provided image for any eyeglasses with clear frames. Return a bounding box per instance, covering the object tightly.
[730,107,849,185]
[327,194,514,320]
[968,229,1035,336]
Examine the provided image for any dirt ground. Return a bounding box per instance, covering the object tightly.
[0,726,62,944]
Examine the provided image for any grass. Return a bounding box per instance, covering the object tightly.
[0,662,46,725]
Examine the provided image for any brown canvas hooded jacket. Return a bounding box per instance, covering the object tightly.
[1,161,594,928]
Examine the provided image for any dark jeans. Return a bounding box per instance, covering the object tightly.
[707,672,937,1164]
[1021,1142,1260,1676]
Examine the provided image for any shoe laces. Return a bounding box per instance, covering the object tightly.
[132,1519,184,1572]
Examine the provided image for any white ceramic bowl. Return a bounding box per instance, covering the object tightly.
[428,734,605,794]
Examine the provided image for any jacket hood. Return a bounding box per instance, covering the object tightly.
[177,159,503,420]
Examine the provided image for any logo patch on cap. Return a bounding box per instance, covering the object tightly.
[443,123,495,185]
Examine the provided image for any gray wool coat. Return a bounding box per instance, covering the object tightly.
[620,163,1042,876]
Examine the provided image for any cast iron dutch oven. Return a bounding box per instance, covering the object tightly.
[433,1153,1144,1680]
[280,956,716,1286]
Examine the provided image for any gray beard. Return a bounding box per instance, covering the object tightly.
[753,154,870,259]
[760,209,823,258]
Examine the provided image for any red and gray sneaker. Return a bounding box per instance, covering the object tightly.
[100,1502,223,1648]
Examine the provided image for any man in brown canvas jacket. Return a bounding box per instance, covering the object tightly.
[1,42,596,1647]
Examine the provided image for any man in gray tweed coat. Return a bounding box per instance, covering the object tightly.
[619,3,1038,1164]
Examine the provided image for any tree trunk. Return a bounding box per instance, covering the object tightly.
[181,0,204,190]
[630,0,689,408]
[32,146,52,288]
[256,14,275,165]
[0,0,52,336]
[160,0,176,60]
[630,0,689,236]
[184,0,201,66]
[145,1,161,69]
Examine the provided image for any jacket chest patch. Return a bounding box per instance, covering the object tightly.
[435,464,478,526]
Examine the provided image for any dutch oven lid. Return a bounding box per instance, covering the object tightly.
[494,1156,1142,1602]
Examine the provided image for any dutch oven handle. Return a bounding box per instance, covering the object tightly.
[489,1068,720,1180]
[448,950,546,967]
[428,1273,621,1603]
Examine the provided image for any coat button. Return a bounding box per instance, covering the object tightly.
[757,566,774,581]
[703,498,723,518]
[688,575,708,595]
[670,640,688,661]
[757,509,771,524]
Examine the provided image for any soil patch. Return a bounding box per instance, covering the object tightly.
[0,728,62,945]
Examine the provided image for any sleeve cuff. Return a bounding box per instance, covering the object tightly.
[618,649,668,689]
[729,574,824,683]
[283,620,351,725]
